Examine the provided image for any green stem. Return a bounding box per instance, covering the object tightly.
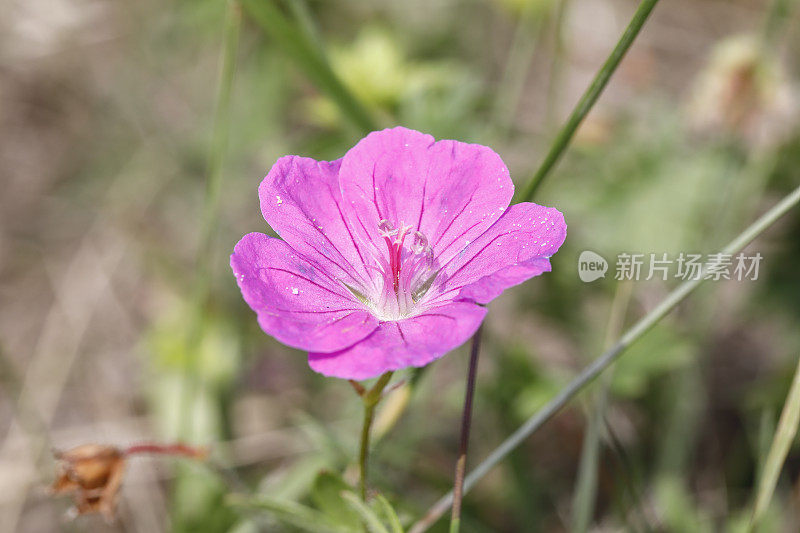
[449,326,484,533]
[196,0,242,277]
[178,0,241,441]
[488,5,544,138]
[359,403,377,501]
[748,350,800,531]
[358,371,394,500]
[544,0,571,132]
[409,183,800,533]
[285,0,327,58]
[571,281,633,533]
[242,0,377,135]
[515,0,660,203]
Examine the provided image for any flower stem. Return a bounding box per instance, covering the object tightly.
[409,183,800,533]
[515,0,660,203]
[124,443,208,459]
[357,371,394,500]
[449,325,483,533]
[358,404,377,501]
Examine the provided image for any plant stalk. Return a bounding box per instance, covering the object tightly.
[571,281,633,532]
[358,371,394,500]
[748,350,800,530]
[516,0,660,202]
[449,326,484,533]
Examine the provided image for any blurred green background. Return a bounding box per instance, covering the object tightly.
[1,0,800,531]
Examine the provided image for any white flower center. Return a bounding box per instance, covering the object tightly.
[344,220,439,321]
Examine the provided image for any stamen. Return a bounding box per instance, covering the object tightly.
[378,219,396,237]
[347,221,440,320]
[411,231,428,254]
[342,221,440,321]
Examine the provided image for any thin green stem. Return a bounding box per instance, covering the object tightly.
[571,281,633,533]
[358,371,394,500]
[748,350,800,531]
[178,0,241,441]
[196,0,242,278]
[488,5,544,138]
[242,0,377,135]
[516,0,660,202]
[449,326,484,533]
[544,0,571,132]
[286,0,327,58]
[409,183,800,533]
[359,403,377,501]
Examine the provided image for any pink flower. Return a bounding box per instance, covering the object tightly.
[231,127,566,380]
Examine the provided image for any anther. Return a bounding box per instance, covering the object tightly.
[411,231,428,254]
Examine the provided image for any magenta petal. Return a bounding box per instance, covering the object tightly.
[436,202,567,305]
[259,156,372,287]
[338,127,513,267]
[307,302,487,380]
[457,258,553,303]
[231,232,379,352]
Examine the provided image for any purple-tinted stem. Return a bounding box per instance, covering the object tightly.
[124,443,207,459]
[450,325,483,532]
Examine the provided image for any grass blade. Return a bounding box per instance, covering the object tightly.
[748,353,800,530]
[341,491,391,533]
[515,0,660,202]
[229,494,350,533]
[571,282,633,532]
[241,0,378,134]
[375,493,405,533]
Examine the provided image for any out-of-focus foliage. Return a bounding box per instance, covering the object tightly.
[689,34,797,147]
[305,27,482,139]
[491,0,556,17]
